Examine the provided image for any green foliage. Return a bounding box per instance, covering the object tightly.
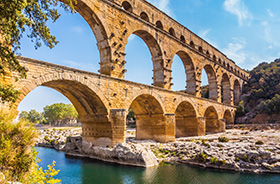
[256,94,280,114]
[0,108,60,183]
[218,136,229,143]
[43,103,78,124]
[211,157,218,164]
[127,108,135,120]
[196,153,208,163]
[19,109,44,124]
[0,0,76,104]
[236,101,249,117]
[0,84,20,104]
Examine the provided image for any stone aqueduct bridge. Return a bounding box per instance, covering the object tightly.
[17,57,239,147]
[13,0,249,147]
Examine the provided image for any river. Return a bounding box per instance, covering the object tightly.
[36,147,280,184]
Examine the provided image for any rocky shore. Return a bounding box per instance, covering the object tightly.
[36,128,280,174]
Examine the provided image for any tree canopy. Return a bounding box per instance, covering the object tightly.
[0,0,76,104]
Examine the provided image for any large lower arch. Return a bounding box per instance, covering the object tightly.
[172,51,196,94]
[224,109,234,125]
[17,74,118,147]
[202,65,218,100]
[175,101,203,137]
[125,30,164,87]
[204,106,224,133]
[221,73,232,104]
[233,79,241,106]
[129,94,173,142]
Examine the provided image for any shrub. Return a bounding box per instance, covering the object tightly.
[196,153,208,163]
[211,157,218,164]
[218,136,229,142]
[255,140,264,145]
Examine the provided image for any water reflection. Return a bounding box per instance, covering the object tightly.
[37,147,280,184]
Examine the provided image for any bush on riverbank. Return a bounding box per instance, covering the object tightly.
[0,108,60,183]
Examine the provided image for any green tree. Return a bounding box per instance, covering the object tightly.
[0,0,76,104]
[19,109,44,124]
[43,103,78,125]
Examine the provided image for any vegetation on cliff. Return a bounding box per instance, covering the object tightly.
[237,59,280,121]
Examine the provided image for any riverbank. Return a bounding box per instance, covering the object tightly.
[36,127,280,174]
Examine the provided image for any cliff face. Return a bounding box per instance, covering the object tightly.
[236,59,280,124]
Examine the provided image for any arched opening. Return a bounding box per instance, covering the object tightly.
[175,101,198,137]
[180,35,186,43]
[206,50,210,57]
[190,41,195,48]
[17,79,112,147]
[213,55,217,62]
[156,21,163,30]
[198,46,203,53]
[125,30,163,87]
[224,110,234,125]
[122,1,133,12]
[234,79,241,105]
[171,51,196,94]
[129,94,167,142]
[140,12,149,22]
[201,65,218,100]
[169,28,176,37]
[205,106,223,133]
[221,73,231,104]
[21,0,108,74]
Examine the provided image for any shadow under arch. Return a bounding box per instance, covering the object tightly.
[17,74,115,147]
[221,73,231,104]
[202,65,218,101]
[204,106,224,133]
[129,94,172,142]
[175,101,203,137]
[233,79,241,106]
[224,109,234,125]
[171,51,196,94]
[125,30,165,87]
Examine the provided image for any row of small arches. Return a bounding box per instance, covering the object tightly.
[121,1,248,80]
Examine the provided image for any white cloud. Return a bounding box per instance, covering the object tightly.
[60,60,98,72]
[198,29,219,48]
[147,0,175,18]
[72,26,83,34]
[223,0,252,26]
[261,21,279,47]
[223,38,247,64]
[267,9,274,18]
[199,29,211,38]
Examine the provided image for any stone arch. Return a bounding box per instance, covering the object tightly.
[175,101,200,137]
[172,51,196,95]
[129,94,168,142]
[140,12,149,22]
[180,35,186,43]
[204,106,223,133]
[202,64,218,100]
[221,73,232,104]
[122,1,133,12]
[66,0,112,76]
[224,109,234,125]
[234,79,241,105]
[169,28,176,37]
[17,73,114,147]
[213,55,217,61]
[125,29,164,87]
[156,20,163,30]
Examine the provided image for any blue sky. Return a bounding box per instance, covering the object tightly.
[17,0,280,112]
